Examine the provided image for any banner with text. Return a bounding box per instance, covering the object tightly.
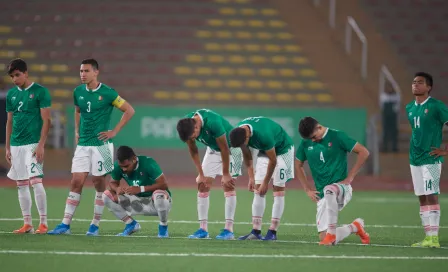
[66,106,367,148]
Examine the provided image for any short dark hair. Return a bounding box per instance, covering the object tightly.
[7,58,27,74]
[414,72,433,92]
[298,117,319,139]
[177,118,196,142]
[229,127,246,147]
[81,58,99,70]
[117,146,136,162]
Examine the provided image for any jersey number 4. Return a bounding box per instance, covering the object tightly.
[413,116,420,128]
[320,151,325,163]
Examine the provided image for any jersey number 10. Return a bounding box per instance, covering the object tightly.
[413,116,420,128]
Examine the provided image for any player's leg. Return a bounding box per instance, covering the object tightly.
[238,156,267,240]
[216,148,242,240]
[410,164,441,247]
[48,146,90,235]
[102,190,141,236]
[26,143,48,234]
[7,146,34,234]
[188,147,215,239]
[86,143,114,236]
[152,190,172,238]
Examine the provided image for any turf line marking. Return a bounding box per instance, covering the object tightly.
[0,231,446,250]
[0,249,447,259]
[0,218,446,229]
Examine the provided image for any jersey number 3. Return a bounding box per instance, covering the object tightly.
[414,116,420,128]
[87,101,91,112]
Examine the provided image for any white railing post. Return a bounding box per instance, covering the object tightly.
[345,16,368,79]
[379,65,402,97]
[329,0,336,28]
[51,110,62,148]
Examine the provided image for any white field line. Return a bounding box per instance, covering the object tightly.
[0,249,447,260]
[0,231,447,250]
[0,217,446,229]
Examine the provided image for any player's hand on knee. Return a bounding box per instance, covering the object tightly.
[196,174,209,189]
[221,174,234,188]
[248,178,255,192]
[305,189,320,203]
[115,186,125,195]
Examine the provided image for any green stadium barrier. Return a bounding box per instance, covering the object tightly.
[66,106,367,148]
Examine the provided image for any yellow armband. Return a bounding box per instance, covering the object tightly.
[112,96,125,108]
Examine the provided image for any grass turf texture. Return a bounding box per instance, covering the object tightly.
[0,188,447,272]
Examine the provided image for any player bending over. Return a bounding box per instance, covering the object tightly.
[5,58,51,234]
[49,59,135,235]
[177,109,242,240]
[407,72,448,248]
[295,117,370,246]
[230,117,294,241]
[103,146,172,237]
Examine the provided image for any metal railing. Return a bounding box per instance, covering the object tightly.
[312,0,336,28]
[366,114,380,176]
[379,65,402,97]
[345,16,368,79]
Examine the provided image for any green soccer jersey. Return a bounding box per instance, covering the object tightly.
[296,128,357,198]
[406,97,448,166]
[6,82,51,146]
[186,109,233,151]
[237,116,293,155]
[74,83,125,146]
[110,156,171,198]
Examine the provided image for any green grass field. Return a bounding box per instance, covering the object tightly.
[0,187,447,271]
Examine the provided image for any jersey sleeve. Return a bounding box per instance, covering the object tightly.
[296,141,307,161]
[437,101,448,124]
[110,162,122,181]
[6,92,13,112]
[73,89,79,107]
[107,89,126,108]
[38,87,52,108]
[337,131,357,152]
[210,118,227,138]
[146,158,163,180]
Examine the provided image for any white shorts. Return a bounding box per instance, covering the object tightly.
[202,147,243,178]
[118,193,172,216]
[316,184,353,232]
[7,143,43,180]
[255,146,294,187]
[410,164,442,196]
[71,142,114,176]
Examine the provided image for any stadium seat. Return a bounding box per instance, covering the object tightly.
[276,93,293,102]
[236,31,252,39]
[194,92,212,100]
[237,68,254,76]
[245,80,263,89]
[217,67,235,76]
[196,67,213,75]
[259,68,276,77]
[216,31,233,38]
[214,92,232,101]
[42,76,59,85]
[206,79,223,88]
[267,81,283,89]
[295,93,313,102]
[208,55,225,63]
[30,64,48,72]
[235,92,251,101]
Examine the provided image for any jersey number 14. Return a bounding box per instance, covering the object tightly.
[413,116,420,128]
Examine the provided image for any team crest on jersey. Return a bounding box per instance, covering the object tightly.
[140,172,143,176]
[328,142,332,147]
[308,146,313,150]
[29,94,34,99]
[425,109,428,114]
[98,96,103,101]
[79,96,84,100]
[409,112,412,116]
[11,97,16,101]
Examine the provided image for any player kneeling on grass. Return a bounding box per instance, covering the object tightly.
[103,146,172,237]
[295,117,370,246]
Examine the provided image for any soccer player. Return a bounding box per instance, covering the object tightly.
[103,146,172,237]
[5,58,51,234]
[229,116,294,240]
[295,117,370,246]
[407,72,448,248]
[48,59,135,235]
[177,109,242,240]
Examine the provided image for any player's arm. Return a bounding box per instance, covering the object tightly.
[140,174,169,193]
[345,143,370,184]
[5,112,13,165]
[111,98,135,135]
[295,159,320,202]
[109,178,123,194]
[241,144,255,181]
[187,139,205,177]
[216,134,231,177]
[74,106,81,144]
[430,102,448,158]
[33,107,51,163]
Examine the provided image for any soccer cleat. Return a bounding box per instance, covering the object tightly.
[319,233,336,246]
[215,229,235,240]
[86,224,99,236]
[411,236,433,248]
[117,220,141,236]
[238,229,263,240]
[430,236,441,248]
[35,224,48,234]
[158,225,169,238]
[352,218,370,244]
[47,223,71,235]
[13,224,34,234]
[188,228,209,239]
[262,229,277,241]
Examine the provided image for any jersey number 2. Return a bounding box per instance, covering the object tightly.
[18,101,23,111]
[414,116,420,128]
